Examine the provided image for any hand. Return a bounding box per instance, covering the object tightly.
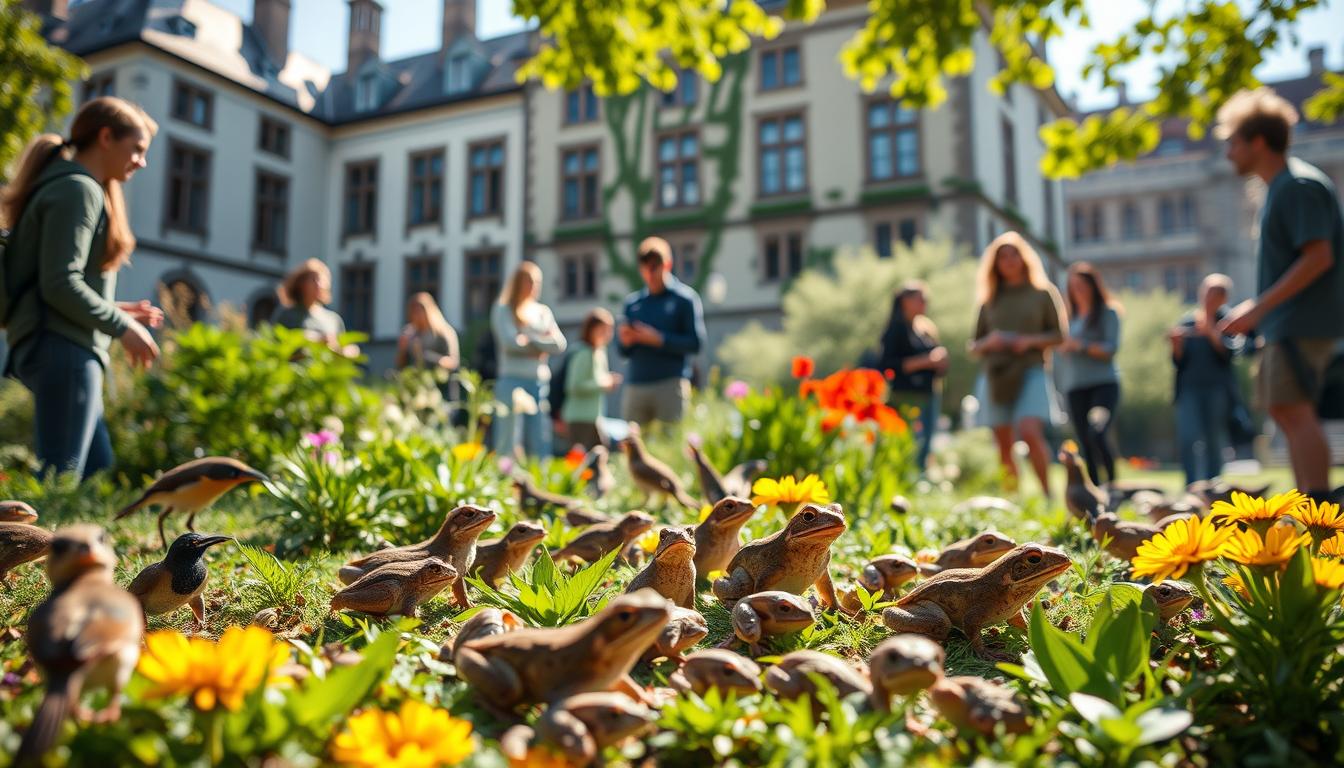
[606,372,624,391]
[118,300,163,328]
[1059,338,1082,354]
[1218,300,1260,337]
[1011,335,1034,354]
[632,322,663,347]
[516,333,530,347]
[119,321,160,368]
[928,346,948,364]
[617,323,637,347]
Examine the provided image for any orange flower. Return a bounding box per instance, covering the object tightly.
[791,355,816,379]
[800,368,903,434]
[563,445,586,471]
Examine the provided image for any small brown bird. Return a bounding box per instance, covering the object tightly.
[472,522,547,588]
[722,459,768,501]
[0,500,39,524]
[565,508,613,528]
[330,557,459,617]
[620,428,700,511]
[1188,479,1272,507]
[1059,445,1107,522]
[553,511,654,565]
[114,457,267,549]
[580,445,616,499]
[0,522,54,590]
[126,532,232,625]
[514,475,583,513]
[688,442,729,504]
[339,504,496,608]
[1091,512,1162,562]
[625,526,697,608]
[17,525,143,766]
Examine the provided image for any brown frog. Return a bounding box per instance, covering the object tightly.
[553,511,654,565]
[929,676,1031,737]
[441,607,524,662]
[499,692,655,768]
[711,503,846,609]
[693,497,757,579]
[882,544,1072,660]
[454,589,672,718]
[868,634,946,712]
[329,557,458,618]
[338,504,496,609]
[565,508,613,528]
[0,521,53,589]
[642,606,708,663]
[669,649,763,697]
[918,531,1016,576]
[472,521,546,587]
[859,554,920,599]
[763,650,873,708]
[727,590,815,655]
[1144,581,1197,623]
[625,526,697,607]
[1091,512,1161,561]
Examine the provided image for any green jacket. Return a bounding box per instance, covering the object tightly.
[562,343,608,423]
[4,159,131,368]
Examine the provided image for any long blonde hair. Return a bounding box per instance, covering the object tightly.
[975,231,1052,306]
[408,291,451,337]
[1,97,157,272]
[498,261,541,327]
[278,258,332,307]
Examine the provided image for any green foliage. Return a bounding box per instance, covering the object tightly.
[264,445,404,555]
[465,548,620,627]
[0,0,86,181]
[1304,71,1344,122]
[1063,693,1194,766]
[235,542,313,607]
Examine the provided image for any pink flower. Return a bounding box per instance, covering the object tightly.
[687,432,703,449]
[497,456,514,475]
[322,450,340,466]
[724,380,750,400]
[303,430,338,449]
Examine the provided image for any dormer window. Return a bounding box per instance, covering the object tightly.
[165,15,197,37]
[355,72,379,112]
[447,53,472,94]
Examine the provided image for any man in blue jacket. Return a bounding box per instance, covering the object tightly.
[617,236,706,426]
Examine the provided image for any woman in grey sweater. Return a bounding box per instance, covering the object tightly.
[1058,262,1123,487]
[492,262,566,459]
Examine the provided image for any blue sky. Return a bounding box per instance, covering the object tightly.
[215,0,1342,110]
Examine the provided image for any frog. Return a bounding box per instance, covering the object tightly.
[711,503,846,609]
[836,553,920,613]
[929,675,1031,737]
[668,649,763,697]
[329,557,458,618]
[1091,512,1161,561]
[763,650,873,710]
[339,504,496,608]
[499,692,655,768]
[472,522,547,588]
[453,589,673,719]
[440,607,524,662]
[1144,581,1197,623]
[726,590,815,656]
[553,511,655,565]
[868,634,946,712]
[641,606,708,663]
[625,526,697,608]
[882,544,1072,660]
[692,497,758,579]
[917,531,1016,576]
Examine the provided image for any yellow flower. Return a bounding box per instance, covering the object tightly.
[751,474,831,508]
[1294,499,1344,537]
[1131,516,1234,583]
[451,442,484,462]
[1222,572,1251,600]
[138,625,290,711]
[1311,557,1344,591]
[331,699,474,768]
[698,504,713,523]
[508,747,572,768]
[1210,490,1307,528]
[636,528,660,554]
[706,569,727,582]
[1320,532,1344,559]
[1220,523,1311,567]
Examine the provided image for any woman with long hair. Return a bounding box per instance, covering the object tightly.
[271,258,359,357]
[969,232,1066,500]
[397,291,461,404]
[878,280,948,472]
[0,97,163,479]
[1058,262,1123,487]
[563,307,623,450]
[492,261,566,458]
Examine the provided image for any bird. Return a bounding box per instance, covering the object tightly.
[0,500,39,524]
[125,532,233,626]
[1059,444,1107,522]
[1,522,53,590]
[114,457,267,549]
[687,442,728,504]
[619,426,700,511]
[16,525,143,766]
[721,459,768,500]
[514,474,584,514]
[579,445,616,500]
[566,508,613,528]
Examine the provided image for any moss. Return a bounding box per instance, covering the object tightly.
[859,184,933,206]
[749,197,814,219]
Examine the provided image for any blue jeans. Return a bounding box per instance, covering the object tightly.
[891,390,940,472]
[493,377,552,459]
[1176,384,1230,486]
[11,332,113,481]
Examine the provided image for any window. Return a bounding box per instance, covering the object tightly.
[875,222,893,258]
[1183,265,1199,303]
[1158,198,1176,234]
[662,69,698,108]
[356,72,379,112]
[165,141,211,234]
[252,171,289,254]
[468,140,505,218]
[464,251,502,321]
[1044,177,1057,243]
[656,130,700,208]
[1163,267,1179,293]
[407,149,445,227]
[83,72,115,102]
[343,160,378,238]
[1180,194,1196,231]
[1122,202,1142,240]
[866,100,920,180]
[172,80,213,129]
[405,254,441,305]
[1001,117,1017,207]
[447,53,473,94]
[249,294,278,329]
[758,113,806,196]
[1124,270,1144,291]
[874,218,917,258]
[1091,206,1104,242]
[763,232,805,282]
[560,253,598,299]
[258,116,290,158]
[565,84,599,124]
[898,218,918,247]
[1071,204,1105,243]
[561,145,601,220]
[676,242,698,282]
[340,263,374,333]
[760,46,802,90]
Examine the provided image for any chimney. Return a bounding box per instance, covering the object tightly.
[22,0,69,19]
[347,0,383,73]
[442,0,477,46]
[252,0,291,72]
[1116,81,1129,107]
[1308,46,1326,77]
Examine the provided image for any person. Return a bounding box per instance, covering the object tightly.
[878,280,948,472]
[562,308,623,450]
[0,97,163,480]
[1058,262,1123,488]
[271,258,359,358]
[1171,274,1245,486]
[969,232,1066,500]
[617,236,706,427]
[492,261,566,459]
[396,291,461,402]
[1215,87,1343,501]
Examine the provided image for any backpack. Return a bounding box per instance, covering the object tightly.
[0,175,65,329]
[548,351,570,417]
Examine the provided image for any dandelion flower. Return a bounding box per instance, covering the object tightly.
[751,474,831,508]
[1319,532,1344,559]
[1131,516,1233,583]
[1222,572,1251,600]
[331,699,474,768]
[1210,490,1307,528]
[138,625,290,711]
[706,569,727,582]
[451,443,484,462]
[698,504,714,523]
[1311,557,1344,591]
[1221,523,1311,567]
[1293,499,1344,539]
[635,528,660,554]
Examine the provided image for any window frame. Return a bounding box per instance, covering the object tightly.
[342,158,380,242]
[463,249,504,323]
[83,71,115,102]
[559,252,599,300]
[654,128,702,210]
[758,44,804,92]
[257,116,291,159]
[760,229,806,284]
[563,83,600,125]
[559,143,603,222]
[171,79,214,130]
[863,96,922,184]
[162,138,212,236]
[661,68,699,109]
[756,110,809,199]
[466,137,506,221]
[339,262,375,334]
[251,168,289,256]
[406,147,446,231]
[403,252,443,317]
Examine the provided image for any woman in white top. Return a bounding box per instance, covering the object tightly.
[491,262,566,459]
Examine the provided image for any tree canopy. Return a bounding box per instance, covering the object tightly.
[0,1,86,180]
[512,0,1343,178]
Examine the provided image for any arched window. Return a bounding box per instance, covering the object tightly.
[156,271,211,328]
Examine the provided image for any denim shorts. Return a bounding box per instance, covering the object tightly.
[975,366,1060,428]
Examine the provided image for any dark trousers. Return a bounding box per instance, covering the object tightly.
[11,332,112,481]
[1176,384,1230,486]
[1066,382,1120,486]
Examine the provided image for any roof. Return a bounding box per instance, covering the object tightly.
[44,0,528,125]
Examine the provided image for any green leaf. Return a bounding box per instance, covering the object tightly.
[1132,707,1193,746]
[1028,599,1094,696]
[286,627,400,727]
[1090,591,1154,688]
